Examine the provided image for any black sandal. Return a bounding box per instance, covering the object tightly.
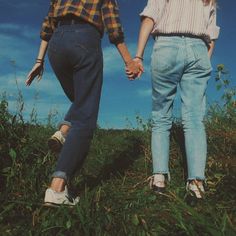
[185,180,205,206]
[149,174,166,194]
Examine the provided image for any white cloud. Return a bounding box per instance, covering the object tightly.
[0,71,60,95]
[102,41,153,80]
[0,23,40,74]
[103,46,123,76]
[0,24,155,127]
[0,23,39,39]
[0,70,70,125]
[0,24,20,31]
[6,94,69,125]
[0,34,38,70]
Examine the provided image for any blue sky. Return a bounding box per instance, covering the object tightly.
[0,0,235,128]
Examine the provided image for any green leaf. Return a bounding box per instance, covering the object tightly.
[224,79,230,85]
[216,84,222,91]
[217,64,225,71]
[131,214,139,226]
[2,167,12,174]
[9,148,17,161]
[148,195,157,201]
[66,220,72,229]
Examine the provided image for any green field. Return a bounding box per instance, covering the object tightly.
[0,65,235,235]
[0,98,235,235]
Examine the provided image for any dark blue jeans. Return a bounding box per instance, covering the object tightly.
[47,23,103,181]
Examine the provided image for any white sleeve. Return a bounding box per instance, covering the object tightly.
[140,0,159,23]
[206,5,220,40]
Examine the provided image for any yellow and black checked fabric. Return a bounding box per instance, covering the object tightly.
[40,0,124,44]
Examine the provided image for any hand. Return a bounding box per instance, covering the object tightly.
[126,58,144,80]
[25,62,44,86]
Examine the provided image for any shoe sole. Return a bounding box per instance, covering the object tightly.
[43,202,60,208]
[185,190,204,207]
[152,185,165,194]
[48,137,63,153]
[43,202,75,208]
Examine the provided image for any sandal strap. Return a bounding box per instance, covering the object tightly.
[148,174,165,188]
[187,180,205,198]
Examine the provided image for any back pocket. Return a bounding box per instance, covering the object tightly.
[191,43,212,71]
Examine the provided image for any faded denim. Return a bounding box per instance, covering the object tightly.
[151,36,212,180]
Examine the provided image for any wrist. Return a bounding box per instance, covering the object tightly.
[134,56,144,61]
[125,59,133,66]
[36,58,44,64]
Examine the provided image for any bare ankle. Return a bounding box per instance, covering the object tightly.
[60,124,70,137]
[190,179,203,186]
[50,177,66,192]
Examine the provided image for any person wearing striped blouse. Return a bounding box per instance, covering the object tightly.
[129,0,220,204]
[26,0,143,207]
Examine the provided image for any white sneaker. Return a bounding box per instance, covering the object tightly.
[48,131,65,152]
[44,186,80,207]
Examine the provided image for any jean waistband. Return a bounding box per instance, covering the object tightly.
[55,16,101,38]
[154,33,210,48]
[57,17,88,27]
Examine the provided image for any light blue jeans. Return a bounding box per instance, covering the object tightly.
[151,36,212,180]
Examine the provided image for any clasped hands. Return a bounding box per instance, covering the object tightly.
[126,57,144,80]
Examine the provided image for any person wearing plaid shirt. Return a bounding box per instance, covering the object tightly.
[26,0,143,207]
[40,0,125,44]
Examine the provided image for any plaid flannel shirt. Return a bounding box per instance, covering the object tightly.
[40,0,124,44]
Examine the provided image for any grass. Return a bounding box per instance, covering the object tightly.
[0,96,235,236]
[0,63,236,235]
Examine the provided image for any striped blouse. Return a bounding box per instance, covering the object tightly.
[140,0,220,42]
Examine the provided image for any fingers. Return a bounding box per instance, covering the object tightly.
[139,64,144,73]
[26,71,37,86]
[37,74,42,82]
[137,64,144,78]
[37,66,44,81]
[125,58,144,80]
[25,63,44,86]
[26,71,34,86]
[125,69,134,76]
[126,72,135,80]
[137,70,143,78]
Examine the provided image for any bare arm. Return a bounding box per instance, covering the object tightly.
[135,17,154,59]
[26,40,48,86]
[115,42,133,65]
[208,40,215,59]
[36,40,48,60]
[115,42,144,79]
[101,0,142,79]
[126,17,154,79]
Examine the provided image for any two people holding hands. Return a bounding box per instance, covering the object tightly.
[27,0,219,206]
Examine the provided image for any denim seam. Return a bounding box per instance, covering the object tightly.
[52,171,68,182]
